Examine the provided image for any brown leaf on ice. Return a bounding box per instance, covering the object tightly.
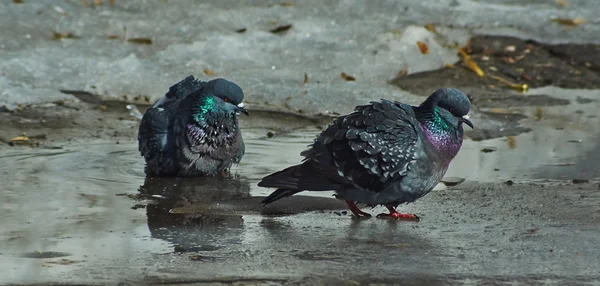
[341,72,356,81]
[52,31,80,40]
[203,69,214,75]
[416,41,429,54]
[303,72,308,84]
[458,48,484,77]
[551,18,585,26]
[425,24,436,32]
[270,24,292,34]
[127,38,152,45]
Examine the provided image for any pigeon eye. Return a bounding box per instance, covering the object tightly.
[223,97,231,103]
[449,108,455,113]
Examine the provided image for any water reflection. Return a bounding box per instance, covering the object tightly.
[138,175,251,253]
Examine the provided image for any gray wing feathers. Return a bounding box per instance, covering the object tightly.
[138,107,169,158]
[307,99,419,192]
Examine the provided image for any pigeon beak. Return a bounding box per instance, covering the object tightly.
[461,114,474,129]
[237,102,249,116]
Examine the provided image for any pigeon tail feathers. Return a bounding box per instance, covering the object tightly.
[260,189,300,205]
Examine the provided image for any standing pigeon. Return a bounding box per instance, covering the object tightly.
[138,76,248,177]
[258,88,473,220]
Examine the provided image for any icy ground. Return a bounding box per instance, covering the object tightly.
[1,0,597,113]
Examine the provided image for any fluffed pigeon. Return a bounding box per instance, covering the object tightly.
[138,76,248,177]
[258,88,473,220]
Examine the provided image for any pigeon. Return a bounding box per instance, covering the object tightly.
[138,75,248,177]
[258,88,473,220]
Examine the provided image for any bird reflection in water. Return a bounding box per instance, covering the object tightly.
[138,175,251,253]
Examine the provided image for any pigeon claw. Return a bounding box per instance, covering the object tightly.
[376,206,420,221]
[345,200,372,219]
[376,212,420,221]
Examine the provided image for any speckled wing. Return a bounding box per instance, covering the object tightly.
[151,75,207,109]
[138,76,207,166]
[304,99,419,192]
[138,106,169,159]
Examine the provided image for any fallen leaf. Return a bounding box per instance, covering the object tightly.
[270,24,292,34]
[424,24,436,32]
[107,35,120,39]
[203,69,214,75]
[13,0,24,4]
[552,18,585,26]
[503,57,515,64]
[445,63,455,69]
[127,38,152,45]
[235,27,247,33]
[462,40,472,53]
[93,0,102,5]
[459,48,485,77]
[507,136,516,149]
[489,75,528,92]
[303,72,308,84]
[52,31,80,40]
[416,41,429,54]
[556,0,567,7]
[80,0,89,7]
[109,0,115,6]
[11,135,29,144]
[280,1,294,6]
[340,72,355,81]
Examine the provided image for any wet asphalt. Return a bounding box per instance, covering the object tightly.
[2,90,600,285]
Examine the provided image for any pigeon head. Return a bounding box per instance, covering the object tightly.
[191,78,248,123]
[420,88,474,130]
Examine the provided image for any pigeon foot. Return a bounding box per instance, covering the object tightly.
[376,206,420,221]
[345,200,372,219]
